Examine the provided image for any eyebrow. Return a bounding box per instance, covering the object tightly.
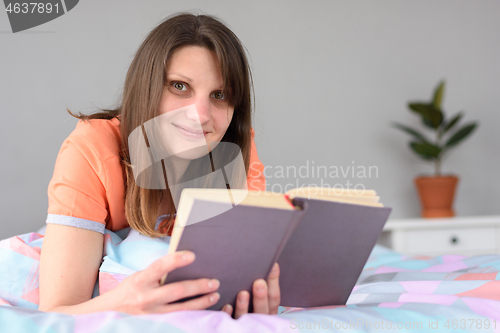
[167,72,192,82]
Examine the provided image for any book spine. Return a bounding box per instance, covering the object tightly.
[268,199,308,276]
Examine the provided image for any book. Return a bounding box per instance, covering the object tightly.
[161,187,391,310]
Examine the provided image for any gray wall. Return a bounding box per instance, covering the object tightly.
[1,0,499,239]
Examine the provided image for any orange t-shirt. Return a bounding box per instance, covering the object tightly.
[46,117,266,234]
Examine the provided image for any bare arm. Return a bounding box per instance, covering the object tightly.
[39,224,104,313]
[39,224,220,314]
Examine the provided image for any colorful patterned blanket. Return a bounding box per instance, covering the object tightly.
[1,227,499,332]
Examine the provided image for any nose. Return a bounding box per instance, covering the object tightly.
[186,98,211,125]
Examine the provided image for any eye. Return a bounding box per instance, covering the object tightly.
[212,91,225,100]
[173,82,187,91]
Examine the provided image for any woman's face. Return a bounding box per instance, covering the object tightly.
[157,45,234,159]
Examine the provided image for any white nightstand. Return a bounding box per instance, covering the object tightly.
[377,215,500,256]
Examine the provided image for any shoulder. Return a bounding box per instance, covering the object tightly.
[48,117,127,231]
[64,117,122,162]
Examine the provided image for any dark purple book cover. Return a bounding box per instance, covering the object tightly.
[278,198,391,307]
[164,199,303,311]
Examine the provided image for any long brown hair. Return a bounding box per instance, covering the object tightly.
[70,13,253,237]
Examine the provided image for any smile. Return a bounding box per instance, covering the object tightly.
[172,124,208,139]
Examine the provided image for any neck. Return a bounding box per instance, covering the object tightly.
[158,156,190,216]
[166,156,191,183]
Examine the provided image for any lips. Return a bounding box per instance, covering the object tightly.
[173,124,209,139]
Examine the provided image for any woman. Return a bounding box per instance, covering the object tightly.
[39,13,279,318]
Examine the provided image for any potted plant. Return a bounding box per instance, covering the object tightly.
[393,80,478,218]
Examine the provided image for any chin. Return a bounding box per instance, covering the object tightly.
[170,145,211,160]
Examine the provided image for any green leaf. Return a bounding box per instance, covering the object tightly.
[409,142,442,160]
[408,102,444,129]
[433,81,445,109]
[443,112,462,134]
[392,123,429,143]
[444,123,478,148]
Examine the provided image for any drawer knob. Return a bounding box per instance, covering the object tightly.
[450,236,459,245]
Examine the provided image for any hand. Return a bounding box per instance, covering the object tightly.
[105,251,221,314]
[221,262,280,319]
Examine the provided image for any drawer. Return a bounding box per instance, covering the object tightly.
[406,227,496,254]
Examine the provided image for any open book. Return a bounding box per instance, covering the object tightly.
[161,187,391,310]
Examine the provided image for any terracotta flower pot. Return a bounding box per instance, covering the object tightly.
[414,175,459,218]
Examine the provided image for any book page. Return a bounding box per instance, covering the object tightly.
[286,187,384,207]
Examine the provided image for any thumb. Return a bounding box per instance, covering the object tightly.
[146,251,196,286]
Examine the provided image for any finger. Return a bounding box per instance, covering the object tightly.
[251,279,269,314]
[160,292,220,313]
[221,304,233,316]
[158,278,220,305]
[145,251,195,286]
[233,290,249,319]
[267,263,280,314]
[268,263,280,279]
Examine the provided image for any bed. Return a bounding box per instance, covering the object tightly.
[1,227,499,332]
